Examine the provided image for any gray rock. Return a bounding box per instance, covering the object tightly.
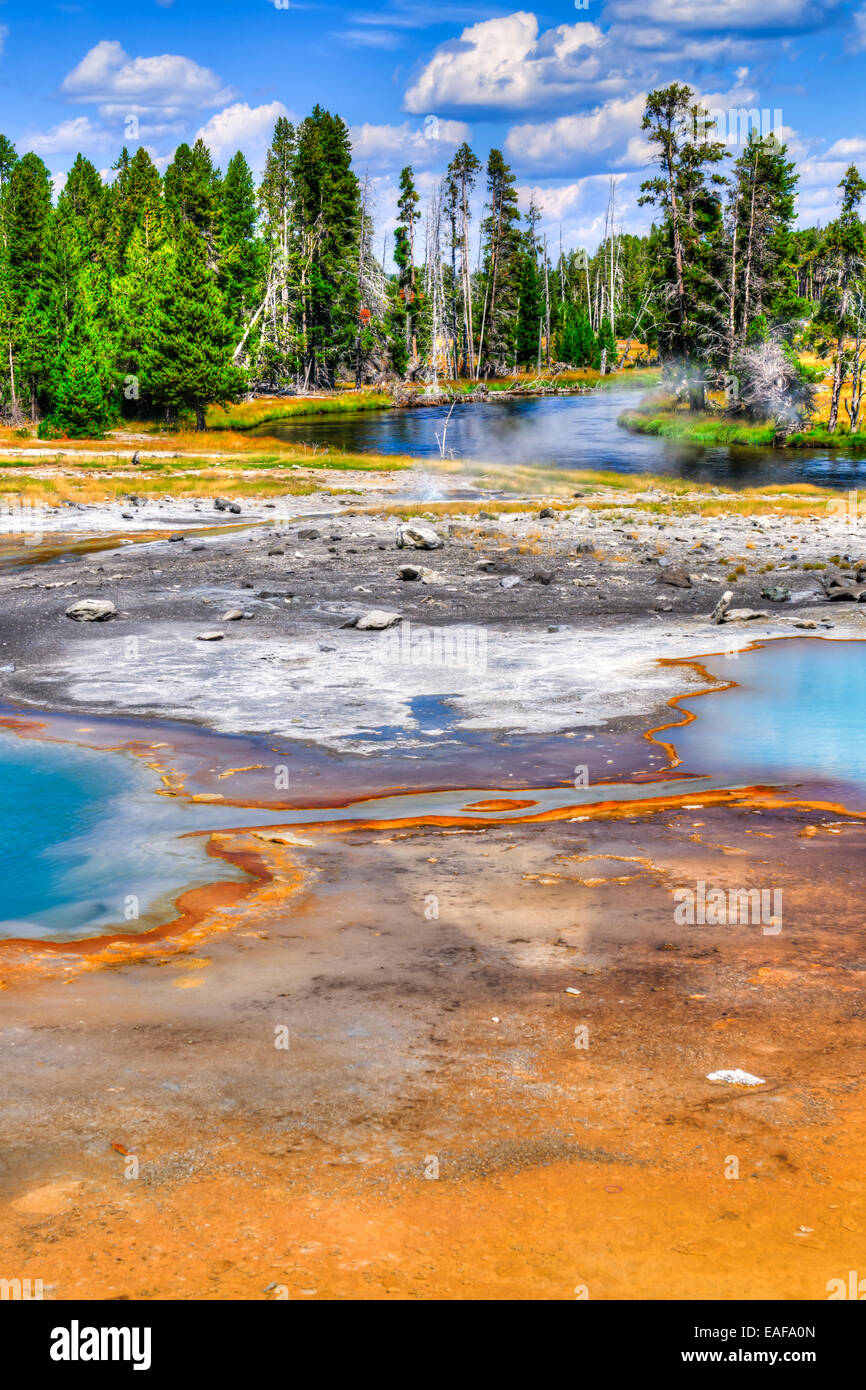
[658,568,692,588]
[761,585,790,602]
[500,575,521,589]
[348,609,402,630]
[825,580,866,601]
[65,599,117,622]
[398,564,422,581]
[710,590,733,624]
[396,522,443,550]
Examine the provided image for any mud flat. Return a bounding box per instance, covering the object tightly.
[0,478,864,1299]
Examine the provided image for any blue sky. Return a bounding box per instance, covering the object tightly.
[3,1,866,256]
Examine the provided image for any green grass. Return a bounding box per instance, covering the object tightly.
[620,405,866,450]
[204,392,394,431]
[0,448,411,474]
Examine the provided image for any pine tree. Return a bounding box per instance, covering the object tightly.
[477,149,522,377]
[724,131,800,369]
[257,117,297,381]
[639,85,726,402]
[0,135,18,200]
[114,219,172,418]
[396,166,420,360]
[292,106,360,387]
[144,223,245,429]
[107,146,163,270]
[593,316,617,371]
[819,164,866,430]
[391,229,410,374]
[558,306,596,367]
[514,199,544,369]
[46,311,118,437]
[164,139,221,253]
[219,151,262,328]
[6,152,56,419]
[445,143,481,375]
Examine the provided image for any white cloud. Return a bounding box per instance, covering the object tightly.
[23,116,110,158]
[339,29,405,50]
[61,40,235,115]
[505,94,645,170]
[404,13,622,114]
[350,118,471,168]
[824,136,866,160]
[790,158,852,225]
[766,124,816,162]
[797,159,848,189]
[847,5,866,51]
[403,9,815,117]
[516,171,650,251]
[503,73,787,172]
[613,135,654,169]
[602,0,840,31]
[195,101,290,163]
[22,113,188,161]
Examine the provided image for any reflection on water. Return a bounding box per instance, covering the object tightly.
[665,638,866,806]
[248,389,866,488]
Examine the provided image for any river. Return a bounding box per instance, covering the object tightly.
[248,387,866,489]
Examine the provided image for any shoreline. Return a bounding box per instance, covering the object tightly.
[206,367,661,433]
[620,404,866,452]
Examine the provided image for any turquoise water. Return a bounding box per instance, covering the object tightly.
[0,734,258,940]
[667,639,866,805]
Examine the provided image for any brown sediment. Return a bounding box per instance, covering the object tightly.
[2,793,865,1298]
